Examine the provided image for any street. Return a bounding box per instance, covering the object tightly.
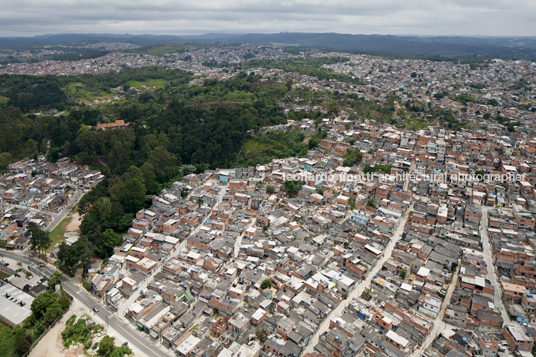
[480,206,511,323]
[46,187,84,232]
[301,200,414,356]
[409,270,459,357]
[0,249,168,357]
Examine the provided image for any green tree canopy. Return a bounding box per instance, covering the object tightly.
[260,279,272,290]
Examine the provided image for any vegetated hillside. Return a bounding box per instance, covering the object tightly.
[0,59,476,270]
[1,33,535,59]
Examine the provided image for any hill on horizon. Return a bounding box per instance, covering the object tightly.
[1,32,536,60]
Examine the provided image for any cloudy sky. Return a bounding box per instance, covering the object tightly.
[1,0,535,37]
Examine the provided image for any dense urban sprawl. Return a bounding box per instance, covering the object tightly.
[1,42,536,357]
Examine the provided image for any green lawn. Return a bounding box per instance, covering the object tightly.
[64,82,109,102]
[54,111,70,117]
[128,79,168,90]
[0,96,8,105]
[48,214,72,251]
[0,322,16,357]
[140,45,185,56]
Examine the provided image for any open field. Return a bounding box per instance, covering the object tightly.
[49,214,72,251]
[64,82,110,102]
[140,45,185,56]
[0,322,17,357]
[48,209,81,251]
[65,212,81,232]
[128,78,168,89]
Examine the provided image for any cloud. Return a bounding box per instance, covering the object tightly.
[0,0,534,36]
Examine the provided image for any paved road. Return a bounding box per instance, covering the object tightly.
[61,279,170,357]
[301,201,414,356]
[1,249,167,357]
[480,206,511,323]
[46,187,84,232]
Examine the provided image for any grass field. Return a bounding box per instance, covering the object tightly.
[0,95,8,105]
[128,79,168,89]
[54,110,70,117]
[0,322,16,357]
[64,82,109,102]
[141,45,185,56]
[48,214,72,251]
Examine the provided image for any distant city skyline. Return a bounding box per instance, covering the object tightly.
[1,0,535,37]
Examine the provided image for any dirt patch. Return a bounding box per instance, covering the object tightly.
[65,212,82,232]
[29,299,87,357]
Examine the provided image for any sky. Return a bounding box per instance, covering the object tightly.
[1,0,535,37]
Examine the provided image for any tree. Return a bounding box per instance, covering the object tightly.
[283,180,304,198]
[266,186,275,194]
[118,178,146,213]
[100,229,124,257]
[15,339,31,356]
[474,170,486,181]
[285,79,293,91]
[400,269,407,280]
[260,279,272,290]
[48,272,63,287]
[117,213,135,231]
[57,242,78,268]
[109,346,133,357]
[76,237,93,273]
[255,327,268,343]
[148,146,178,182]
[58,294,71,310]
[48,147,61,163]
[45,303,64,323]
[451,262,458,273]
[0,152,11,171]
[487,98,498,106]
[362,288,373,300]
[410,72,417,78]
[366,198,376,208]
[26,222,51,258]
[343,149,362,167]
[98,335,116,356]
[30,290,58,320]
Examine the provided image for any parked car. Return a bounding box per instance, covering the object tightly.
[93,307,99,313]
[122,342,128,347]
